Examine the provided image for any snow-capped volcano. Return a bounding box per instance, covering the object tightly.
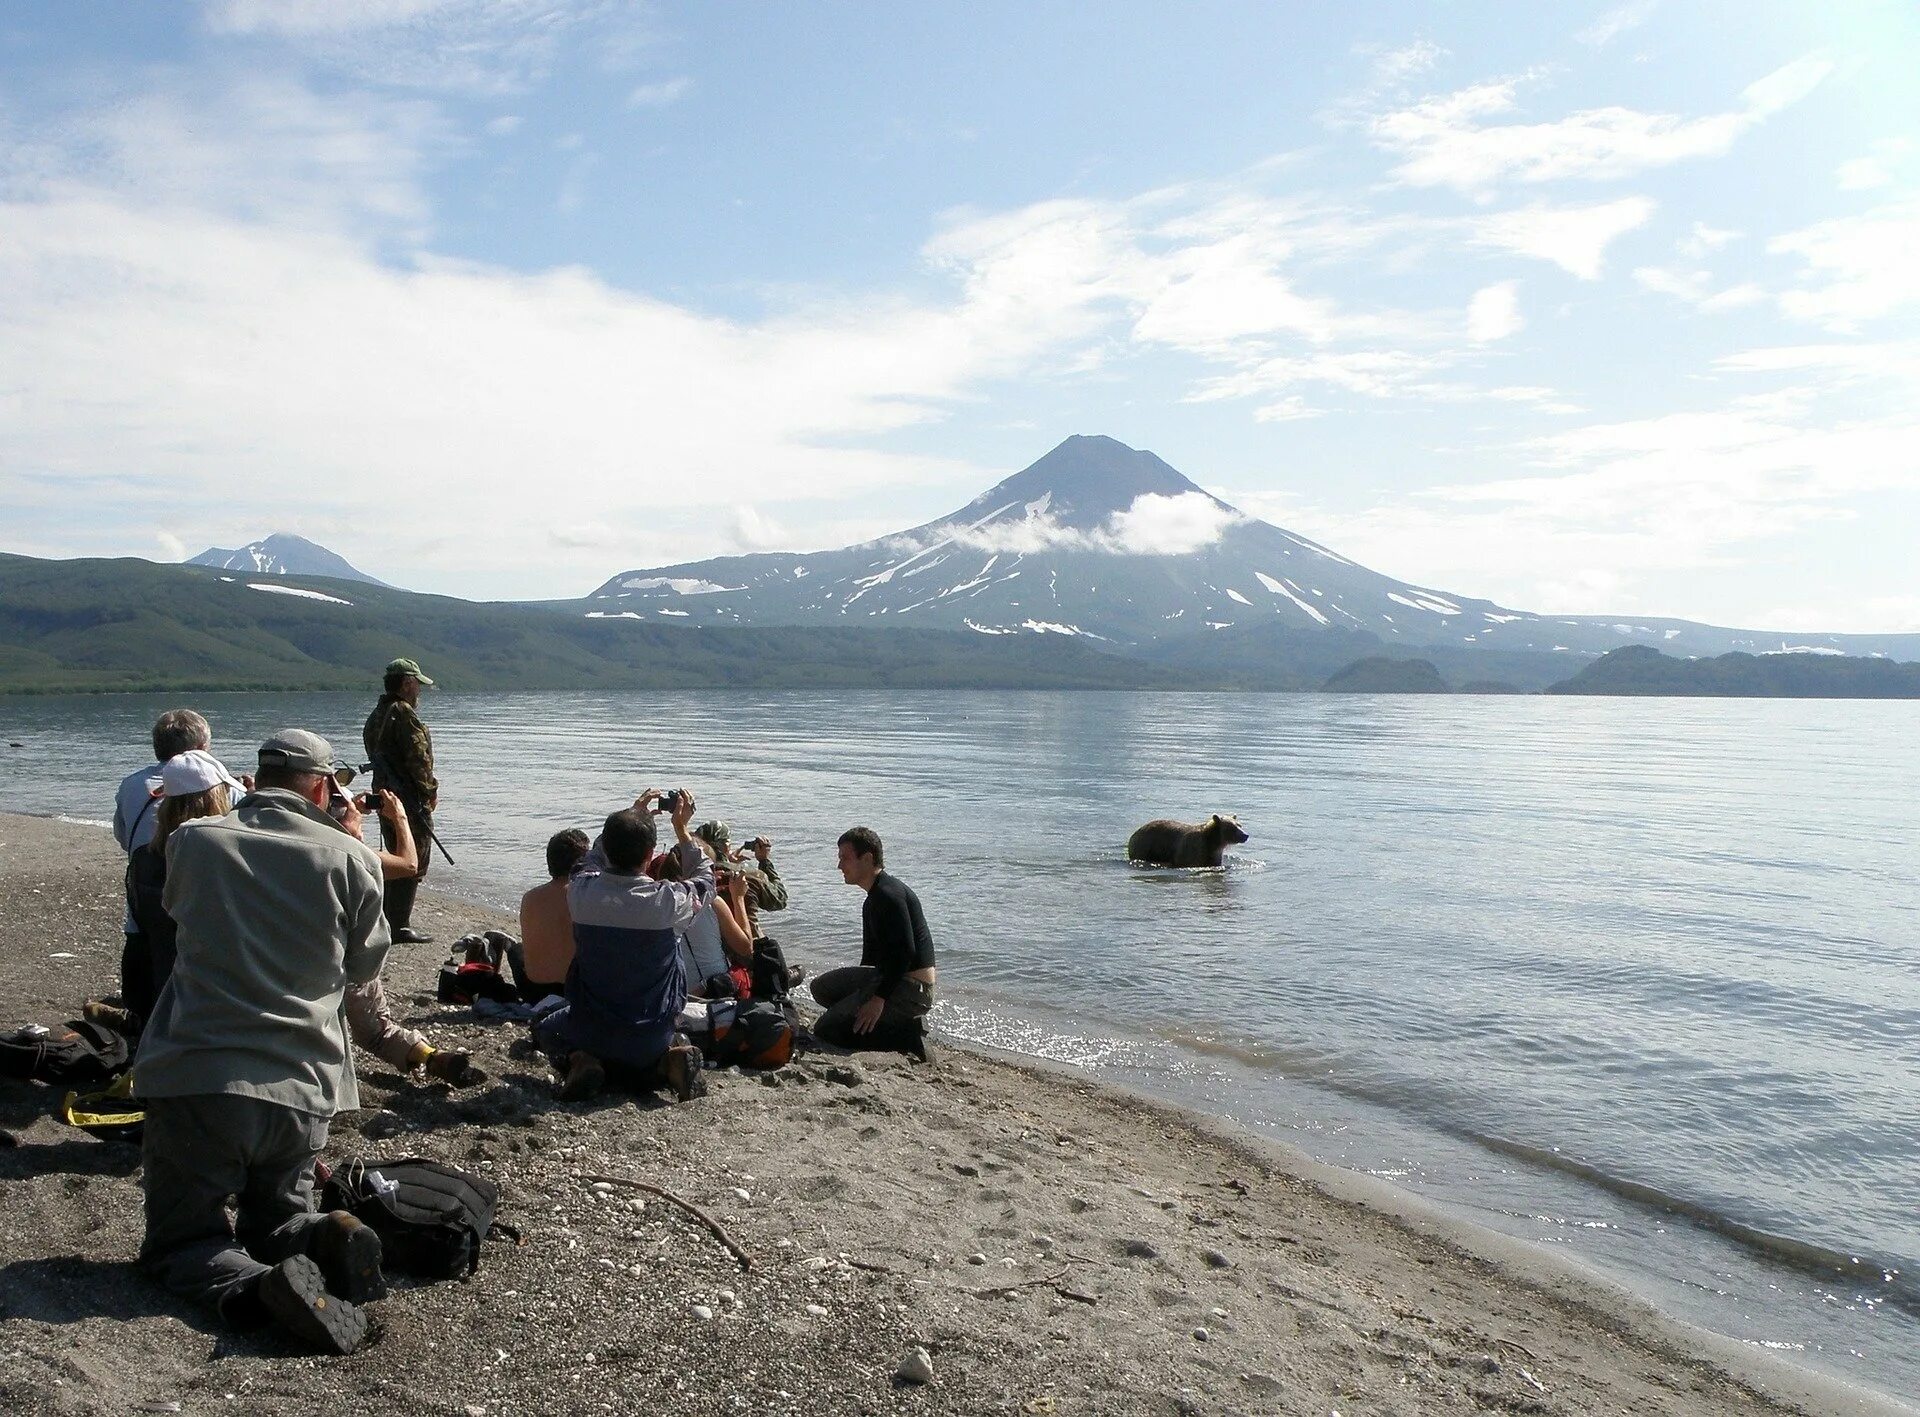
[187,534,389,587]
[584,436,1918,661]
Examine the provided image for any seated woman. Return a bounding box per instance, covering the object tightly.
[658,843,755,999]
[121,750,239,1036]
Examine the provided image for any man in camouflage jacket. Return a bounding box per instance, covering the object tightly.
[363,658,438,944]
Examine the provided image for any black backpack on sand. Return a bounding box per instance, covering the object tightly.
[320,1157,510,1279]
[0,1020,130,1086]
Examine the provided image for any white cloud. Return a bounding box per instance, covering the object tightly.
[628,77,694,108]
[1471,196,1654,278]
[1372,56,1831,195]
[936,492,1242,558]
[728,504,787,552]
[198,0,646,94]
[1576,1,1658,48]
[155,530,188,560]
[1770,199,1920,331]
[1678,221,1739,258]
[1105,492,1241,555]
[1466,281,1524,341]
[1279,401,1920,621]
[3,73,446,239]
[1836,139,1914,192]
[1632,265,1766,311]
[485,114,523,137]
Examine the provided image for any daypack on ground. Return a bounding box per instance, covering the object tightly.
[0,1020,130,1086]
[321,1156,504,1279]
[706,999,795,1070]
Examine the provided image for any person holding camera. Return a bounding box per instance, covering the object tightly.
[693,822,788,938]
[135,730,392,1354]
[533,787,713,1102]
[810,826,936,1062]
[322,774,480,1088]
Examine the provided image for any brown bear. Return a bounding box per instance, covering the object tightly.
[1126,814,1249,868]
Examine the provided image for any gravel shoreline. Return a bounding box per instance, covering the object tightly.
[0,811,1908,1417]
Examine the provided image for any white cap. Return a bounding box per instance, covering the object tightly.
[159,749,243,799]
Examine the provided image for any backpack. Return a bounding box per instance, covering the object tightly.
[749,937,795,1003]
[320,1157,506,1279]
[0,1020,131,1086]
[706,1000,795,1070]
[438,956,520,1007]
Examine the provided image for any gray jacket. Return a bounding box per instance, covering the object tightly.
[137,789,390,1115]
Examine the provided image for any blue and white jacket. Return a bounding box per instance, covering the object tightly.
[559,839,713,1066]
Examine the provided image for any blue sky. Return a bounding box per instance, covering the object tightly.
[1,1,1916,629]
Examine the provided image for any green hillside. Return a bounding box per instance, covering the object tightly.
[0,553,1176,693]
[1546,644,1920,698]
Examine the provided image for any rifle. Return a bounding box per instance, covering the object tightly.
[361,702,456,866]
[360,753,456,866]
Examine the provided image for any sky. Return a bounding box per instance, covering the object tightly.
[1,1,1916,629]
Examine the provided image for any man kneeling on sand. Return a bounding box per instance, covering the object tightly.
[531,788,711,1102]
[135,730,391,1355]
[810,826,936,1062]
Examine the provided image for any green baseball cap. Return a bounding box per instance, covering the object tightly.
[385,657,434,686]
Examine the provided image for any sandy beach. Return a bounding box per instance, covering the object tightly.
[0,810,1909,1417]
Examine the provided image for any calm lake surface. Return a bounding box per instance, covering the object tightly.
[3,689,1916,1400]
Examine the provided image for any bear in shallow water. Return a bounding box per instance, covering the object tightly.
[1126,814,1249,868]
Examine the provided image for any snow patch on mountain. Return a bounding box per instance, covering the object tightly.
[248,583,352,606]
[1267,577,1330,626]
[618,576,743,595]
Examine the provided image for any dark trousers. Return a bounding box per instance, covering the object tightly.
[119,932,154,1030]
[504,940,564,1004]
[139,1094,331,1315]
[809,966,933,1052]
[380,810,432,931]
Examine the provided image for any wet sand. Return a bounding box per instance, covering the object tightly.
[0,811,1909,1416]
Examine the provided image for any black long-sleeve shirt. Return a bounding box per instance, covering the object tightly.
[862,871,936,997]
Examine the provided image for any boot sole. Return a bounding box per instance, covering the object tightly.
[258,1255,367,1355]
[321,1217,389,1304]
[665,1045,706,1102]
[560,1055,606,1101]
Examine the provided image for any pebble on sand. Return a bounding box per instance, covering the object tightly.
[897,1346,935,1385]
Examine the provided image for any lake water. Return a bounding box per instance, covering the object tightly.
[2,689,1916,1402]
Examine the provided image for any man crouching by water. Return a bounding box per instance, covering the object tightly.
[532,788,711,1103]
[811,826,936,1062]
[135,730,390,1355]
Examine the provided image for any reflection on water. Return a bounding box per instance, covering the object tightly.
[1,687,1916,1400]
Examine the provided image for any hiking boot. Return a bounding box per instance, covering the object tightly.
[559,1050,606,1101]
[82,999,135,1033]
[309,1210,387,1304]
[424,1048,485,1088]
[392,927,434,945]
[257,1255,368,1355]
[662,1041,707,1103]
[904,1017,934,1066]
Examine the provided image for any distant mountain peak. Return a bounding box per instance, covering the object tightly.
[957,435,1215,530]
[187,533,389,588]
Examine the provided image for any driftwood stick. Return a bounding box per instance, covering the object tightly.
[968,1266,1069,1298]
[582,1173,753,1272]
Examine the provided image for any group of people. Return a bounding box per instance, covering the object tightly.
[85,658,940,1354]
